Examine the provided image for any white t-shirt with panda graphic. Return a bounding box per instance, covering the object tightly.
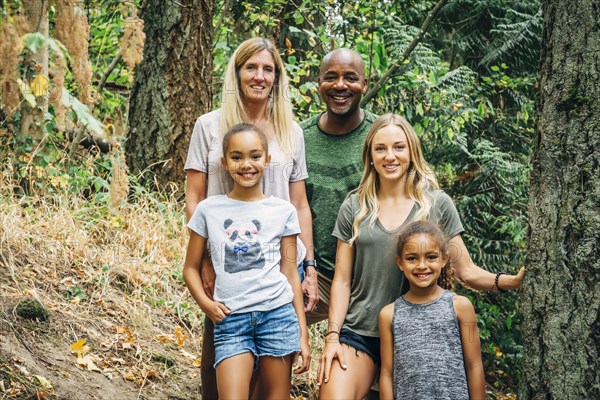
[188,195,301,314]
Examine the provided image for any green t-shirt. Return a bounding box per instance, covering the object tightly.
[301,110,378,277]
[332,190,465,337]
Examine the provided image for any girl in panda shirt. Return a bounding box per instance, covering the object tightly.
[183,123,310,399]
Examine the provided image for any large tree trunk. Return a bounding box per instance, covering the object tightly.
[521,1,600,398]
[126,0,213,191]
[20,0,49,140]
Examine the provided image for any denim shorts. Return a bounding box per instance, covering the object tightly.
[339,327,381,365]
[213,303,300,368]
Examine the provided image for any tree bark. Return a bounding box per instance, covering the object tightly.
[521,0,600,398]
[126,0,213,191]
[20,0,49,140]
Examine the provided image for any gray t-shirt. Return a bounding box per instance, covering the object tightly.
[332,190,464,336]
[184,109,309,200]
[188,195,301,314]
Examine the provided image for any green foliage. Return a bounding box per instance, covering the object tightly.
[1,0,541,394]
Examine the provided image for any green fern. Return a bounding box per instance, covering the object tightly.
[479,9,542,72]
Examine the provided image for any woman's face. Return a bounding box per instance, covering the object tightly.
[370,124,411,182]
[238,49,276,104]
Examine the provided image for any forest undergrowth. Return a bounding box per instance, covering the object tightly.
[0,164,326,399]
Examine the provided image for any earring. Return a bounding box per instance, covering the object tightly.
[370,162,374,165]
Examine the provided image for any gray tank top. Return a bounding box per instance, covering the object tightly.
[392,290,469,400]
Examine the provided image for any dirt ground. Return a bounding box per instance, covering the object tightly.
[0,295,202,400]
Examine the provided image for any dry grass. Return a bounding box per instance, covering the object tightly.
[0,167,325,399]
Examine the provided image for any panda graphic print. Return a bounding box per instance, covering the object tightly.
[223,218,266,273]
[187,195,301,313]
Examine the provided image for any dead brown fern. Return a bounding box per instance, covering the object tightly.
[0,19,21,117]
[109,151,130,211]
[54,0,95,106]
[121,15,145,80]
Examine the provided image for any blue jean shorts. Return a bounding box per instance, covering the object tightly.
[339,327,381,365]
[213,303,300,368]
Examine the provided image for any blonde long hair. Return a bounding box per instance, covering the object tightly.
[220,37,296,156]
[349,113,439,244]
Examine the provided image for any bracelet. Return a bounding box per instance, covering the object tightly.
[495,272,507,292]
[325,330,339,337]
[302,259,318,272]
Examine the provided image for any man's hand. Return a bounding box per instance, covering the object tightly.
[302,266,319,312]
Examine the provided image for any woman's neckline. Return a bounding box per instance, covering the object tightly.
[375,201,418,233]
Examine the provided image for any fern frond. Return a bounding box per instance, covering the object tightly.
[479,9,542,70]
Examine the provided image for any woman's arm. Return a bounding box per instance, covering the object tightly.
[280,235,311,374]
[289,180,318,311]
[317,239,354,385]
[454,295,486,399]
[378,304,395,400]
[182,232,230,323]
[448,235,525,291]
[185,170,207,222]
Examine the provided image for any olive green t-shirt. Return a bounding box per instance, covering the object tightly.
[332,190,465,337]
[301,110,378,277]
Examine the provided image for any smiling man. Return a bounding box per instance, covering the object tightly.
[301,49,377,325]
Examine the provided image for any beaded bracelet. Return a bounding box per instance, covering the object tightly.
[495,272,507,292]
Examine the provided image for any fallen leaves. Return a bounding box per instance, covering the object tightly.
[70,338,90,356]
[157,326,188,348]
[33,375,53,390]
[179,349,201,368]
[70,338,102,372]
[76,355,102,372]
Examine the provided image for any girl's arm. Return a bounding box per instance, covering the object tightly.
[317,239,354,385]
[378,304,395,400]
[289,180,318,311]
[449,235,525,291]
[182,231,230,323]
[280,234,311,374]
[185,170,216,298]
[453,295,486,400]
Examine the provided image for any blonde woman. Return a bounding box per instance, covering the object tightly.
[317,113,524,399]
[184,37,316,399]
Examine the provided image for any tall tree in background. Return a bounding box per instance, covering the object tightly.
[521,0,599,398]
[127,0,213,190]
[20,0,49,140]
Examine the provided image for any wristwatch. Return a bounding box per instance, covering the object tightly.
[302,259,318,272]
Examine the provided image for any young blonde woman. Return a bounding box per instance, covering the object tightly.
[317,113,524,399]
[184,37,317,399]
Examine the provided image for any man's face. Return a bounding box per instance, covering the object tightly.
[318,52,367,116]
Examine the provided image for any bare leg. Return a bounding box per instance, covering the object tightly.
[216,352,254,399]
[201,316,219,399]
[256,355,294,400]
[319,344,377,400]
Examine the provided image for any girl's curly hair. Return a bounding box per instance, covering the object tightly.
[396,220,455,290]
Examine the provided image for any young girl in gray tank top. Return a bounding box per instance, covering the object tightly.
[379,221,486,399]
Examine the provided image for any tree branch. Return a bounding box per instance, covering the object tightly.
[96,49,122,94]
[360,0,448,107]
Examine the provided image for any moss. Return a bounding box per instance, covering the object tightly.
[151,353,176,367]
[557,79,593,111]
[15,297,49,321]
